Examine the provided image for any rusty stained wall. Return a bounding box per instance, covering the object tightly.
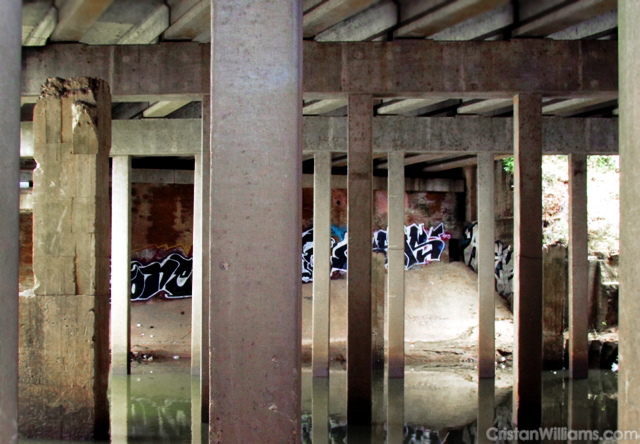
[131,183,193,253]
[19,213,34,292]
[130,182,194,358]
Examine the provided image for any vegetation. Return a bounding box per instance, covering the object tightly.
[501,155,619,254]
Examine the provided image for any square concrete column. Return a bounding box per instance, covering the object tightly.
[313,150,332,378]
[347,94,373,426]
[619,1,640,434]
[512,93,543,429]
[208,2,302,441]
[477,152,495,379]
[387,151,405,379]
[111,155,131,375]
[0,1,21,442]
[192,96,210,422]
[568,153,588,379]
[21,77,111,440]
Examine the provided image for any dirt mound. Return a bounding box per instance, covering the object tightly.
[301,260,514,367]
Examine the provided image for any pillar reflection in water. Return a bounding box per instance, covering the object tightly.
[109,374,130,444]
[477,379,496,444]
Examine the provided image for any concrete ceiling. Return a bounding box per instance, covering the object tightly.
[21,0,619,172]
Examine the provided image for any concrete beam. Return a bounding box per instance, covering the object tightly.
[303,0,379,38]
[303,99,348,115]
[394,0,510,38]
[457,99,513,115]
[542,98,617,116]
[117,4,169,45]
[301,174,464,192]
[22,42,210,103]
[21,40,618,100]
[377,99,446,115]
[303,39,617,97]
[23,6,56,46]
[513,0,617,37]
[315,0,397,42]
[111,119,201,156]
[163,0,209,41]
[142,100,192,117]
[22,0,53,44]
[422,155,479,172]
[20,116,619,159]
[429,2,513,41]
[548,10,617,40]
[50,0,115,42]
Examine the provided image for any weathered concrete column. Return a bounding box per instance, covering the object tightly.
[619,2,640,434]
[477,152,495,379]
[209,2,302,441]
[387,151,405,379]
[512,93,543,429]
[568,378,589,434]
[111,155,131,375]
[0,1,21,441]
[21,77,111,440]
[569,153,589,379]
[313,151,332,378]
[347,94,373,426]
[192,96,210,422]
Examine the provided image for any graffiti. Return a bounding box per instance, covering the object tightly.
[301,229,349,283]
[373,223,451,269]
[462,222,514,297]
[302,223,450,282]
[130,246,192,301]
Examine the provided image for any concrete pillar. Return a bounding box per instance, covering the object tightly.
[208,2,302,441]
[111,155,131,375]
[512,93,543,429]
[477,152,495,379]
[347,94,373,426]
[313,150,332,378]
[387,151,405,378]
[569,153,589,379]
[192,96,210,421]
[22,77,111,440]
[543,245,568,369]
[619,1,640,433]
[0,1,21,442]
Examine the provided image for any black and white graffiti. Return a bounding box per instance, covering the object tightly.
[130,252,193,301]
[302,228,349,283]
[462,222,514,297]
[302,223,450,283]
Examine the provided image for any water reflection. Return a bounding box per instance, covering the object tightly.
[17,364,617,444]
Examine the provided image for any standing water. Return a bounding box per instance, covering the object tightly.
[17,360,617,443]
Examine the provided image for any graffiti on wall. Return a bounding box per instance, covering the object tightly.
[130,246,193,301]
[302,223,450,283]
[373,223,451,269]
[462,222,514,296]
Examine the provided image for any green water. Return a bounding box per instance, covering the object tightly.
[18,363,617,444]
